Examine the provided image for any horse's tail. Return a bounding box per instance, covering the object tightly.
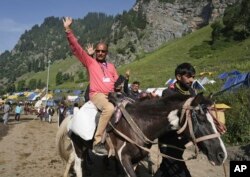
[56,116,72,162]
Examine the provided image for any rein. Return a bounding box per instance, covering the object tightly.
[177,98,221,156]
[109,122,197,162]
[118,104,155,144]
[208,104,227,134]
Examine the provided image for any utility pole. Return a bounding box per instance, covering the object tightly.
[45,60,51,106]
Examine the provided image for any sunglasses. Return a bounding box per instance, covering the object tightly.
[95,50,107,53]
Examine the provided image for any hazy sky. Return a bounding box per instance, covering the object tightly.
[0,0,136,54]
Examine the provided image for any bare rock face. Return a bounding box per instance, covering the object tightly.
[109,0,240,66]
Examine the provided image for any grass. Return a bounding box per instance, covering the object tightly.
[19,25,250,91]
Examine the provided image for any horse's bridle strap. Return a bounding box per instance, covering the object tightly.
[176,98,222,155]
[177,97,194,134]
[109,122,196,162]
[185,133,221,148]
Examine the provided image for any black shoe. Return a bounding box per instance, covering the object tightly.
[92,142,108,156]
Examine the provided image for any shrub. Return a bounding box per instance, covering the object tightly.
[213,88,250,145]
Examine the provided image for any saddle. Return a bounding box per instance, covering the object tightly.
[68,93,137,156]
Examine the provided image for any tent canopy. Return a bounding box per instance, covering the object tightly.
[165,78,176,86]
[67,95,79,102]
[222,72,250,90]
[41,93,53,101]
[73,90,82,95]
[146,87,167,97]
[192,80,206,90]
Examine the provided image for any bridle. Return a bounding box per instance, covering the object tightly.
[177,97,221,157]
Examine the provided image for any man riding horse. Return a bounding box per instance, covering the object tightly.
[63,16,119,156]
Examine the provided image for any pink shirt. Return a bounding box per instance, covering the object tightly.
[66,31,118,98]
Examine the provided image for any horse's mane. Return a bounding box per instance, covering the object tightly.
[133,92,191,108]
[125,93,192,122]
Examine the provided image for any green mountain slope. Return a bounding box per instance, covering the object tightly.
[20,25,250,90]
[117,26,250,89]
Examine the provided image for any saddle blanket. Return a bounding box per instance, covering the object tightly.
[68,101,98,140]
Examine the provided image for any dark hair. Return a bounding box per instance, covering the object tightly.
[74,102,79,107]
[175,63,196,77]
[132,81,140,85]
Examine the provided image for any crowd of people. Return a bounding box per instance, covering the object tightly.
[0,100,80,127]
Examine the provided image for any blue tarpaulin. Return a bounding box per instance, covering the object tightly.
[27,93,38,101]
[46,100,56,106]
[73,90,82,95]
[218,70,241,80]
[221,71,250,90]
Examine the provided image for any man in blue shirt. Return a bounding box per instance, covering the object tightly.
[15,103,23,121]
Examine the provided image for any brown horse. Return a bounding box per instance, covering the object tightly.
[56,92,227,177]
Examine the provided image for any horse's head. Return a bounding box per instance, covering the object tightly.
[178,93,227,166]
[108,92,126,106]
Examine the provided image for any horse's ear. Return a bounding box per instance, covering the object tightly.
[191,92,204,106]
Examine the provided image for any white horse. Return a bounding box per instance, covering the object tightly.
[55,116,77,177]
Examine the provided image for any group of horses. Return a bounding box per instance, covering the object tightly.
[56,92,227,177]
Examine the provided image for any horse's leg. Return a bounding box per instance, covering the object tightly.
[83,150,92,176]
[63,151,75,177]
[70,134,92,177]
[56,116,75,176]
[85,149,93,165]
[114,158,126,177]
[119,155,138,177]
[74,154,82,177]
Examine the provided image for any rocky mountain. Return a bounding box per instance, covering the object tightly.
[109,0,240,65]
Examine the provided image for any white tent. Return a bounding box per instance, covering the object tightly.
[67,95,79,102]
[198,77,216,85]
[34,100,43,108]
[165,78,176,86]
[146,87,167,97]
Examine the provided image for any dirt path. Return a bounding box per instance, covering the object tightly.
[0,114,230,177]
[0,115,64,177]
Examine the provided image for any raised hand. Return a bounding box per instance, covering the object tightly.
[125,69,130,79]
[63,17,73,29]
[86,43,95,56]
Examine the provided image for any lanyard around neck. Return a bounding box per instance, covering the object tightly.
[99,62,108,77]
